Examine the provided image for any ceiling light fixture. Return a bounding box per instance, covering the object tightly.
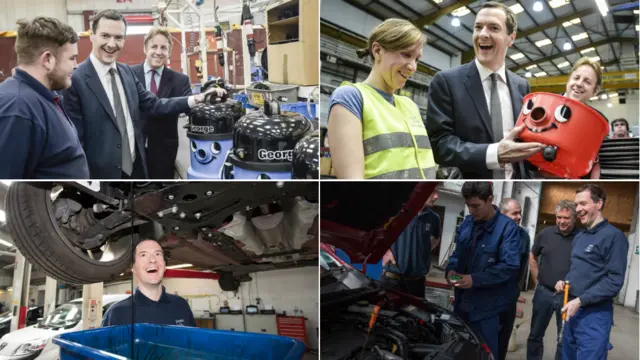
[548,0,570,9]
[166,264,194,270]
[535,38,552,47]
[452,6,470,17]
[557,61,570,68]
[510,53,525,60]
[525,72,532,78]
[533,1,544,12]
[509,4,524,14]
[451,17,461,27]
[571,32,588,41]
[595,0,609,17]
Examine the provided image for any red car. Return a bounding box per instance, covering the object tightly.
[320,182,493,360]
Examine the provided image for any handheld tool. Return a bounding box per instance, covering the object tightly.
[558,281,570,347]
[359,305,381,360]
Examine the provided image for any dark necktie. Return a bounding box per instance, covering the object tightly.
[108,68,133,175]
[490,73,505,179]
[150,69,158,94]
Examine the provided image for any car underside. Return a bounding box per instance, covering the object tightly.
[4,181,318,289]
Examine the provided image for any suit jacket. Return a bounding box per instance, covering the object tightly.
[63,59,191,179]
[131,64,192,142]
[426,61,530,179]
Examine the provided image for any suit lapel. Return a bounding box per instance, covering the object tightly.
[506,71,525,123]
[157,67,171,97]
[83,60,118,127]
[117,63,138,121]
[463,62,493,139]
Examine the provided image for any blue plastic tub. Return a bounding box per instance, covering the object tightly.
[53,324,306,360]
[281,102,317,121]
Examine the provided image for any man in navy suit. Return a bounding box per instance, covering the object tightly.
[426,1,544,179]
[132,27,192,179]
[63,9,224,179]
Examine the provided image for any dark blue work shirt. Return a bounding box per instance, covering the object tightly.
[102,287,196,327]
[385,207,441,277]
[566,219,628,307]
[0,69,89,178]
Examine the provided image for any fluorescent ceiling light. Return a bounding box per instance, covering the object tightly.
[452,6,470,17]
[0,239,12,248]
[580,47,596,54]
[451,17,461,27]
[509,4,524,14]
[525,72,532,78]
[510,53,525,60]
[600,93,608,99]
[563,42,572,50]
[557,61,570,68]
[607,103,613,107]
[562,18,581,27]
[595,0,609,17]
[534,71,548,77]
[590,96,599,101]
[166,264,194,269]
[535,38,552,47]
[571,32,588,41]
[526,64,539,70]
[608,93,618,97]
[590,56,601,62]
[548,0,570,8]
[533,1,544,12]
[433,0,444,3]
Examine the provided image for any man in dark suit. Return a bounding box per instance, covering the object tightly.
[426,1,544,179]
[63,9,224,179]
[132,27,191,179]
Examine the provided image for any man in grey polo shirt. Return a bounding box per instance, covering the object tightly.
[526,200,577,360]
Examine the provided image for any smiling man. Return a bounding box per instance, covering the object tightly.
[102,239,196,327]
[0,16,89,178]
[527,200,578,360]
[555,184,628,360]
[132,27,192,179]
[63,9,225,179]
[426,1,543,179]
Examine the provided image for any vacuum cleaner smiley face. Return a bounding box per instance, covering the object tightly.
[521,95,572,134]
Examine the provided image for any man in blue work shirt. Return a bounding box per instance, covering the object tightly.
[497,197,531,360]
[380,186,441,298]
[103,239,196,326]
[555,184,628,360]
[0,17,89,178]
[445,182,522,360]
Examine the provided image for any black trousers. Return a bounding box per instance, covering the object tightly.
[146,138,178,179]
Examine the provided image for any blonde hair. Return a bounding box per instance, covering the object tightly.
[570,57,603,91]
[144,27,173,51]
[356,18,426,59]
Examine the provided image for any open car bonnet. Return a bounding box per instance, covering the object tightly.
[320,182,437,264]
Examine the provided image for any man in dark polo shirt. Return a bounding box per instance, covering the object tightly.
[526,199,577,360]
[380,185,441,298]
[556,184,628,360]
[102,239,196,326]
[498,198,530,360]
[0,16,89,178]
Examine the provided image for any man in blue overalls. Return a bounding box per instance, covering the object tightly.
[556,184,628,360]
[446,182,522,359]
[380,186,441,298]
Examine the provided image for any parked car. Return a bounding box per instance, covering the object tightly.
[320,182,493,360]
[0,294,129,360]
[0,307,43,339]
[4,182,318,290]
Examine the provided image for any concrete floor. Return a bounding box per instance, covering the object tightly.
[303,351,318,360]
[426,266,639,360]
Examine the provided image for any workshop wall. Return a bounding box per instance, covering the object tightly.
[161,266,319,350]
[0,0,67,31]
[620,189,639,308]
[589,92,640,130]
[436,191,465,268]
[104,281,133,295]
[320,0,456,71]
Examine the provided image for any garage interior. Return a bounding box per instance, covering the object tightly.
[0,0,319,180]
[336,181,639,360]
[320,0,639,179]
[0,181,319,359]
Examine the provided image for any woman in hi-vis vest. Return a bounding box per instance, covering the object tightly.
[327,18,437,179]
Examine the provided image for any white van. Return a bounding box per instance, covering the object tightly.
[0,294,129,360]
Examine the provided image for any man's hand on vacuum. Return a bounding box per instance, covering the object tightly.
[498,125,545,164]
[194,87,227,104]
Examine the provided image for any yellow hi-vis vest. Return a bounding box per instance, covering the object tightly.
[347,82,437,179]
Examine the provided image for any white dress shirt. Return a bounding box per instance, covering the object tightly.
[89,53,136,162]
[143,62,164,91]
[475,59,515,179]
